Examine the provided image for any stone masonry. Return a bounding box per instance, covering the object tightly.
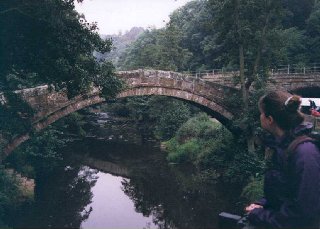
[2,69,320,157]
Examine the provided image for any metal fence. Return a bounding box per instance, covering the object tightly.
[182,69,239,78]
[117,63,320,79]
[185,63,320,79]
[271,63,320,75]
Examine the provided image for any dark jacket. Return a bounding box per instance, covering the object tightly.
[248,122,320,228]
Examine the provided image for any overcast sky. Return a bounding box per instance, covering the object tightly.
[75,0,192,35]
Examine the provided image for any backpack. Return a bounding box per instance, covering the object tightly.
[285,131,320,160]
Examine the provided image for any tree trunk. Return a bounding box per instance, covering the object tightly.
[239,44,255,152]
[239,44,248,110]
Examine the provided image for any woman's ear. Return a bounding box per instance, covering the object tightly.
[266,115,274,125]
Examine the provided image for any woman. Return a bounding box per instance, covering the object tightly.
[245,91,320,228]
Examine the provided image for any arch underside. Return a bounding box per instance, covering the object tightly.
[290,86,320,98]
[118,87,234,125]
[3,94,105,158]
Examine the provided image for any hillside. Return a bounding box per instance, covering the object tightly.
[95,27,145,68]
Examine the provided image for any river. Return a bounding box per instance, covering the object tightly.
[6,111,242,229]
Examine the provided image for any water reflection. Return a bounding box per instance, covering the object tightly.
[7,138,240,229]
[81,173,156,229]
[73,138,238,229]
[120,148,232,229]
[10,164,98,228]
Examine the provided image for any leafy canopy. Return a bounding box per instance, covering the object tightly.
[0,0,122,98]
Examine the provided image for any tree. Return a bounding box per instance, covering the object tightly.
[168,0,220,71]
[118,0,214,72]
[155,24,192,71]
[209,0,284,151]
[117,29,160,70]
[282,0,315,29]
[0,0,121,98]
[306,1,320,62]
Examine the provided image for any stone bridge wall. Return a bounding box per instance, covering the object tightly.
[2,69,320,158]
[199,72,320,92]
[267,74,320,91]
[116,70,238,119]
[8,70,320,123]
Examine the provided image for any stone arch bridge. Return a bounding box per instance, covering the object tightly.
[2,69,320,157]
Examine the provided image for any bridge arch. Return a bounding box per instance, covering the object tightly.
[2,85,236,158]
[6,69,320,158]
[118,87,233,123]
[289,86,320,98]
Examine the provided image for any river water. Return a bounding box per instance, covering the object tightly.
[7,111,242,229]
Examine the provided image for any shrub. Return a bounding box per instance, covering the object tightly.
[241,177,264,203]
[166,113,225,164]
[165,112,265,185]
[167,139,200,163]
[0,166,22,226]
[175,113,219,143]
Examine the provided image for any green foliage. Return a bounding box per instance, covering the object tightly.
[175,113,222,143]
[117,1,220,72]
[0,0,121,98]
[166,113,220,163]
[241,177,264,203]
[282,0,315,29]
[166,138,200,163]
[97,27,145,68]
[0,166,22,227]
[104,96,195,140]
[55,112,87,137]
[117,0,319,73]
[169,0,221,70]
[0,0,123,161]
[117,23,193,71]
[306,2,320,62]
[166,113,265,184]
[117,29,161,70]
[7,127,66,176]
[153,99,192,140]
[93,62,124,98]
[0,92,34,140]
[271,28,308,64]
[4,111,89,178]
[103,101,131,117]
[231,85,268,139]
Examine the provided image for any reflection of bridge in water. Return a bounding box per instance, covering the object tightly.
[78,155,130,178]
[2,69,320,157]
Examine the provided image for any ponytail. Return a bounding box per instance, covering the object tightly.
[259,91,304,130]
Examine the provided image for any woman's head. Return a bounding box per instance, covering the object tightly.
[258,91,304,132]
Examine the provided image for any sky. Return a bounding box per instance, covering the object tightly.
[75,0,192,35]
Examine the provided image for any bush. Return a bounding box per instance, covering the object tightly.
[165,113,265,185]
[166,113,226,164]
[167,139,200,163]
[154,101,191,140]
[241,177,264,203]
[0,166,22,226]
[55,112,87,137]
[6,127,66,176]
[175,113,220,143]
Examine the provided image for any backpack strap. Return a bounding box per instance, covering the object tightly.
[285,135,316,158]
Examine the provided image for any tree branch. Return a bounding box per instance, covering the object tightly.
[0,8,20,15]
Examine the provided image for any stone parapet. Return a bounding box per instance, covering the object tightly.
[2,69,320,158]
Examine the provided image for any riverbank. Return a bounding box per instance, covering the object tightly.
[4,168,34,199]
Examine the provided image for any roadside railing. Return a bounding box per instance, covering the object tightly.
[182,69,239,79]
[271,63,320,75]
[117,63,320,80]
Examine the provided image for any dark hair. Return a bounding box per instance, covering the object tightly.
[258,91,304,130]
